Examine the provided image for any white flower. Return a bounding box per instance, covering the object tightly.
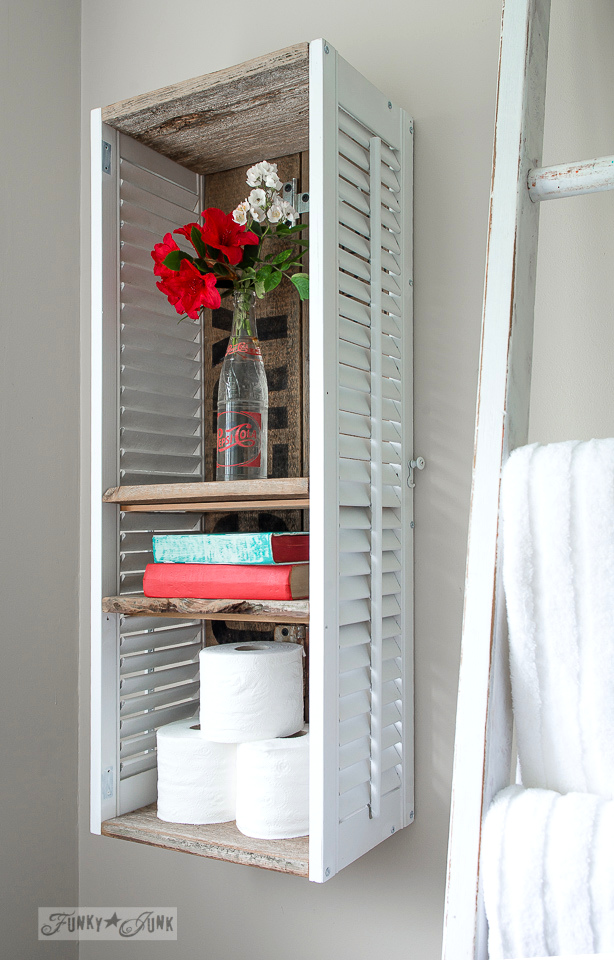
[246,160,279,188]
[246,164,263,187]
[266,200,284,224]
[281,200,299,224]
[232,200,250,225]
[249,203,266,223]
[249,188,266,208]
[264,171,283,191]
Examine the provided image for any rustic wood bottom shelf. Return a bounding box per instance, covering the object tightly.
[102,595,309,623]
[102,804,309,877]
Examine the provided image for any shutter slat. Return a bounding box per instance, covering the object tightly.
[121,388,201,419]
[339,457,370,484]
[339,155,370,192]
[120,429,200,457]
[121,303,201,341]
[339,643,371,673]
[339,410,370,440]
[339,363,370,393]
[339,689,371,723]
[121,366,201,400]
[339,621,371,649]
[339,224,370,260]
[339,434,371,462]
[121,344,201,381]
[121,325,201,361]
[339,248,370,283]
[338,201,370,239]
[120,730,158,758]
[120,158,199,210]
[119,623,201,655]
[339,758,371,795]
[340,505,371,528]
[338,177,370,216]
[338,109,401,173]
[120,662,200,698]
[339,294,370,327]
[120,642,201,675]
[119,700,197,740]
[339,598,371,627]
[339,528,370,553]
[121,409,201,439]
[339,714,371,746]
[120,451,202,475]
[120,199,183,240]
[339,339,370,372]
[339,782,370,822]
[120,754,157,779]
[339,575,371,602]
[339,480,370,507]
[339,666,370,699]
[121,681,200,717]
[339,316,370,349]
[338,130,369,172]
[338,553,370,577]
[338,270,370,305]
[339,736,370,770]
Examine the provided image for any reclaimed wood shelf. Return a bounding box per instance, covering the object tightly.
[102,594,310,623]
[102,804,309,878]
[103,477,309,512]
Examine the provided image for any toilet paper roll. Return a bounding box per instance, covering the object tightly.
[236,727,309,839]
[156,718,236,824]
[199,641,304,743]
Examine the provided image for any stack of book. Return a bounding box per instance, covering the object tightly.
[142,531,310,601]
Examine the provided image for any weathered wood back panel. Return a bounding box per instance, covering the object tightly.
[202,154,309,644]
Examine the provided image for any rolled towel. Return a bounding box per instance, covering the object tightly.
[501,439,614,796]
[482,786,614,958]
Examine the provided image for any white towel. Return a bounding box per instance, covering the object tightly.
[501,439,614,796]
[482,786,614,959]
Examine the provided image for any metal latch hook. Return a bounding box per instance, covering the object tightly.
[407,457,426,488]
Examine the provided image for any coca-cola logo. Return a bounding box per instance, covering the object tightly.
[217,421,258,452]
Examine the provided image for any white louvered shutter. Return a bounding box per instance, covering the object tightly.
[309,40,414,881]
[91,120,205,826]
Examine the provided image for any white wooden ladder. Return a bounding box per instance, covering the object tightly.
[442,1,614,958]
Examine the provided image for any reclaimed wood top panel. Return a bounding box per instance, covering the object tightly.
[102,595,310,623]
[102,804,309,877]
[101,43,310,174]
[103,477,309,506]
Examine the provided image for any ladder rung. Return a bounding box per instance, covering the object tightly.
[528,155,614,201]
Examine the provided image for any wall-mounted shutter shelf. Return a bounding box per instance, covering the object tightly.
[91,39,414,882]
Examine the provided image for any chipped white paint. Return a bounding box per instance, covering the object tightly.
[529,154,614,201]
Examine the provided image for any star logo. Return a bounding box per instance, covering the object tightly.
[104,912,121,928]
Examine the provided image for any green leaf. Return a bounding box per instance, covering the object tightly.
[255,265,273,282]
[264,270,283,293]
[255,279,266,299]
[270,248,293,265]
[163,250,193,271]
[190,226,207,258]
[290,272,310,301]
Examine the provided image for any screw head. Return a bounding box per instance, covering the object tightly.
[325,867,331,877]
[324,44,330,54]
[390,826,396,834]
[388,101,392,109]
[410,521,415,528]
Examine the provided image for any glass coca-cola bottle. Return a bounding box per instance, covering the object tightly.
[216,290,268,480]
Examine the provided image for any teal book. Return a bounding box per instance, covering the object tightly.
[152,531,309,565]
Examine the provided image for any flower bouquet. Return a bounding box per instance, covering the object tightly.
[151,160,309,330]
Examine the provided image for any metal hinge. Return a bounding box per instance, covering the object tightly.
[101,766,114,801]
[102,140,112,175]
[281,178,310,215]
[407,457,426,488]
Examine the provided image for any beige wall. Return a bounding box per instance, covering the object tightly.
[76,4,614,960]
[0,0,80,956]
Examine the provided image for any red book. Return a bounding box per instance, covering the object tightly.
[143,562,309,601]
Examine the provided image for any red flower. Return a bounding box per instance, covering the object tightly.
[156,260,221,318]
[151,233,180,278]
[200,207,258,265]
[173,222,202,246]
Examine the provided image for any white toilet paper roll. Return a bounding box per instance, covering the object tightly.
[156,718,236,824]
[199,641,304,743]
[236,727,309,840]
